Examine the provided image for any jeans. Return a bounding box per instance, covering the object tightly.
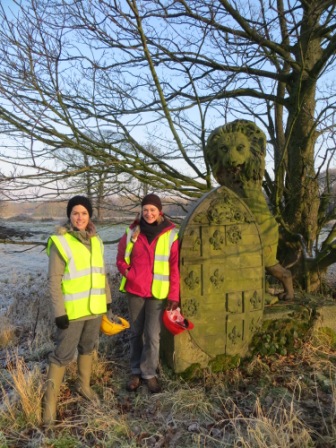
[49,317,102,366]
[127,293,165,379]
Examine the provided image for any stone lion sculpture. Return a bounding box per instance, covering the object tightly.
[205,119,294,300]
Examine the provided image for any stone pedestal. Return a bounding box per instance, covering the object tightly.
[162,296,336,376]
[248,297,336,358]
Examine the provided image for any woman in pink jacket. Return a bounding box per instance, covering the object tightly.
[116,194,179,393]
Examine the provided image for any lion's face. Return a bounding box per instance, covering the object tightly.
[206,131,252,185]
[215,132,250,171]
[205,120,266,187]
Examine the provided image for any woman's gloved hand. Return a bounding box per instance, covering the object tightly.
[166,300,179,311]
[55,314,69,329]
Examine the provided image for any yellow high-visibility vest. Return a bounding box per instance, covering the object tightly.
[47,234,107,320]
[119,227,178,299]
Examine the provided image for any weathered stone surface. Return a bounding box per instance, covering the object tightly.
[262,299,336,335]
[249,299,336,358]
[249,303,312,357]
[314,305,336,331]
[161,185,265,373]
[204,119,294,300]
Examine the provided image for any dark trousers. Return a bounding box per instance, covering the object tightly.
[127,294,165,379]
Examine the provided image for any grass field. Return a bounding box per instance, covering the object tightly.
[0,273,335,447]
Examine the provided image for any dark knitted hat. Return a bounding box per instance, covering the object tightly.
[67,195,93,218]
[141,194,162,211]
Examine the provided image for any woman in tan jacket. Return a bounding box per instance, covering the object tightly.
[43,195,111,426]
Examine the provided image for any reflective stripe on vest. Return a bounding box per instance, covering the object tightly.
[47,234,107,319]
[119,228,143,293]
[119,227,178,299]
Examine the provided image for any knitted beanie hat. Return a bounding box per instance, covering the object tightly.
[67,195,93,218]
[141,194,162,211]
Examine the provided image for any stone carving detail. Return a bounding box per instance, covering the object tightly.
[188,229,201,252]
[228,326,242,345]
[227,225,241,244]
[210,269,224,288]
[183,298,198,317]
[250,291,262,309]
[184,270,200,290]
[161,181,265,373]
[205,119,294,301]
[194,196,252,226]
[209,229,225,250]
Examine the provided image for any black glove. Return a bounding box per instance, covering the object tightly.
[166,300,179,311]
[106,303,112,312]
[55,314,69,329]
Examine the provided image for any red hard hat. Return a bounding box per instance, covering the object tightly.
[162,308,194,335]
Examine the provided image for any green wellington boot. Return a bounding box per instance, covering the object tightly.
[42,363,66,426]
[74,354,100,403]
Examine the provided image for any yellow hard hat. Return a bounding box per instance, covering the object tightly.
[100,313,130,336]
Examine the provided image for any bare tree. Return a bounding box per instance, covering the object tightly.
[0,0,207,201]
[0,0,335,289]
[56,130,137,220]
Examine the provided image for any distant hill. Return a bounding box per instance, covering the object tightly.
[0,201,68,221]
[0,198,192,222]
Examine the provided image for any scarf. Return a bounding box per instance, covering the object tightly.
[140,216,170,244]
[58,221,97,248]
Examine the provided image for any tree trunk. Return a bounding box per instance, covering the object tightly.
[277,2,324,290]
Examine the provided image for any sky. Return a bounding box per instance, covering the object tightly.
[0,0,335,199]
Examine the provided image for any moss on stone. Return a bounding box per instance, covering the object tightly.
[179,354,241,379]
[208,354,240,373]
[180,363,203,380]
[249,309,313,357]
[171,301,336,377]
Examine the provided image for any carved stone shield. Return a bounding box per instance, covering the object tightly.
[161,186,264,373]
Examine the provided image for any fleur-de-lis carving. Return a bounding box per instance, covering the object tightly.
[210,269,224,288]
[250,291,261,309]
[184,271,200,290]
[193,237,201,251]
[187,229,201,251]
[209,229,225,250]
[228,326,242,345]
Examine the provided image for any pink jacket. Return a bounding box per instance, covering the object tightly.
[116,221,180,302]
